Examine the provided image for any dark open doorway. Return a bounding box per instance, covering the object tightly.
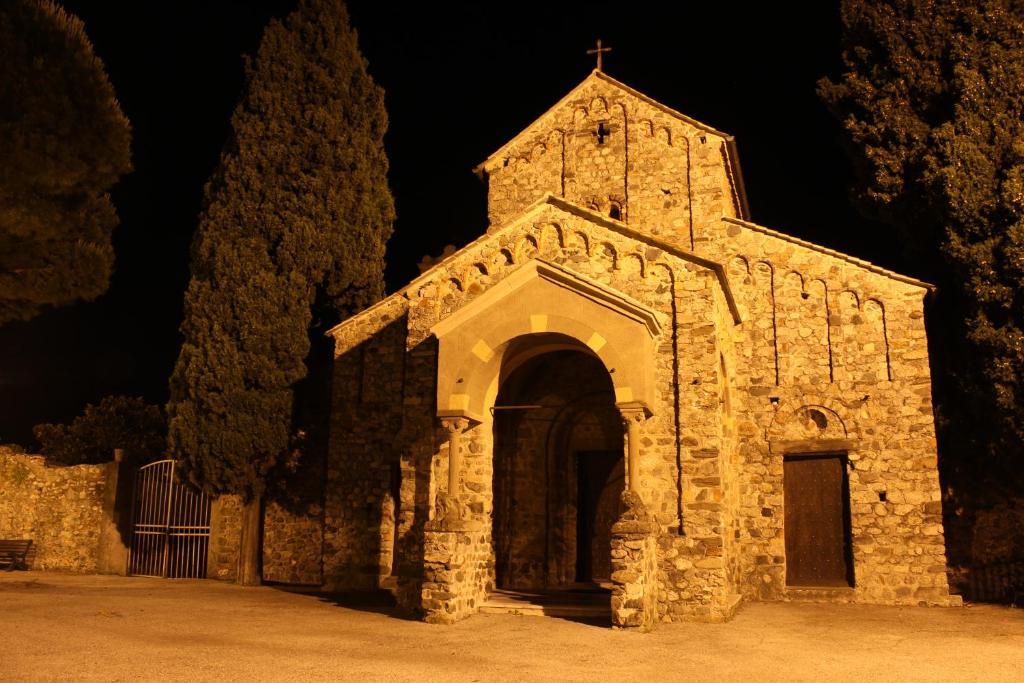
[575,450,624,584]
[491,339,623,592]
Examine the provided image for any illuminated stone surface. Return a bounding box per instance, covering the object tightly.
[243,72,959,627]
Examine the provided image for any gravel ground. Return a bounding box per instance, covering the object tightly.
[1,572,1022,682]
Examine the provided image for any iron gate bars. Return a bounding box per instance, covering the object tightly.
[128,459,211,579]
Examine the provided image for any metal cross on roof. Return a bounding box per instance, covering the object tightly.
[587,39,612,71]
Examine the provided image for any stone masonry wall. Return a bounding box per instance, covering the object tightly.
[263,500,323,585]
[655,275,743,622]
[479,71,954,609]
[206,494,324,585]
[325,303,409,591]
[0,447,108,572]
[485,75,741,244]
[708,221,954,606]
[323,63,958,623]
[381,201,737,621]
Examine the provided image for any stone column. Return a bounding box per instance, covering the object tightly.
[618,403,648,492]
[441,416,469,498]
[612,398,656,629]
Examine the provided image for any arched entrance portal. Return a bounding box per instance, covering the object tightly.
[422,259,661,623]
[492,344,624,591]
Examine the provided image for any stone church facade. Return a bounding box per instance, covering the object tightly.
[319,71,957,629]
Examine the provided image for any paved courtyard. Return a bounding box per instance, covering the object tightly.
[1,572,1021,682]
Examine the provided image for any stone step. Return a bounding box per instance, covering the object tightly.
[784,586,856,602]
[480,589,612,619]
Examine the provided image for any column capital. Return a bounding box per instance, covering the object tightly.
[440,416,470,434]
[616,401,651,424]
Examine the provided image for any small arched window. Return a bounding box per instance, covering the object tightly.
[608,203,622,221]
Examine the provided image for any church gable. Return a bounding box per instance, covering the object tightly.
[477,71,749,243]
[711,215,934,390]
[327,194,740,359]
[401,197,732,349]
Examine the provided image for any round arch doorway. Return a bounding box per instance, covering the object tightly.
[491,345,625,592]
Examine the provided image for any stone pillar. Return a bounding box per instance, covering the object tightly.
[96,449,132,575]
[420,415,488,624]
[207,495,243,581]
[421,516,487,624]
[441,417,469,498]
[618,402,648,492]
[610,490,660,631]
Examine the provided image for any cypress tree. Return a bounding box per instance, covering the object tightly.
[819,0,1024,494]
[0,0,131,324]
[166,0,394,584]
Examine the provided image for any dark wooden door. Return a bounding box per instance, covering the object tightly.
[576,451,623,583]
[784,454,853,587]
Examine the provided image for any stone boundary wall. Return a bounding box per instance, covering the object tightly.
[0,446,121,572]
[263,500,323,585]
[206,495,325,586]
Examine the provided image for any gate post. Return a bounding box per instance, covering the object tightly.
[97,448,132,575]
[207,495,243,581]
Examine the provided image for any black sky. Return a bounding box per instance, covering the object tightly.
[0,1,897,445]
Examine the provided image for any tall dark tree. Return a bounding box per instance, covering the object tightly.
[0,0,131,324]
[166,0,394,585]
[819,0,1024,496]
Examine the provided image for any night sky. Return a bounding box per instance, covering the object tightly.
[0,1,897,445]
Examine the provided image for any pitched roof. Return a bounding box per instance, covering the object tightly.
[471,70,751,220]
[325,193,743,339]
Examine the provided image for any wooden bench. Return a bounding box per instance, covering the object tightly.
[0,540,32,571]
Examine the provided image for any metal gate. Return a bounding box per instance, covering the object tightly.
[129,459,211,578]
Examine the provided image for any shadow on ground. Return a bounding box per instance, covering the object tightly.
[265,583,414,620]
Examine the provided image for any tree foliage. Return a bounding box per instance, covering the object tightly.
[819,0,1024,487]
[0,0,131,324]
[166,0,394,500]
[34,395,165,465]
